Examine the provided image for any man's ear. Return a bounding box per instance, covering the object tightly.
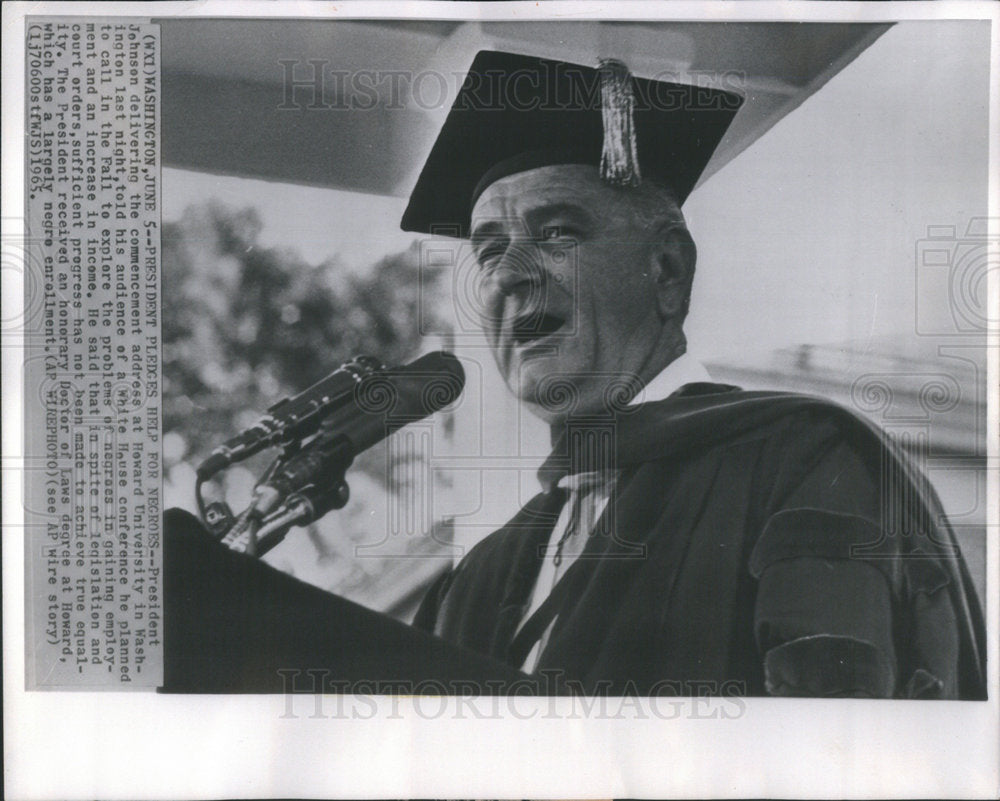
[651,224,696,321]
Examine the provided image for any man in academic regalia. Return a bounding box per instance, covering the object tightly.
[399,51,987,698]
[164,50,985,700]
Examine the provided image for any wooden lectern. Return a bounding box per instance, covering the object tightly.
[161,509,538,694]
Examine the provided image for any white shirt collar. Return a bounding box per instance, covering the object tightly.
[627,352,712,406]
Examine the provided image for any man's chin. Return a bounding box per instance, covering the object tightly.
[508,354,562,402]
[509,361,603,422]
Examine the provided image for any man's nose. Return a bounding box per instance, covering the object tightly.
[491,244,543,297]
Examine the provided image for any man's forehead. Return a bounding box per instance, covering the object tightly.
[470,164,607,223]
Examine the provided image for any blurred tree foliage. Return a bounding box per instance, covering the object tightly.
[162,201,441,484]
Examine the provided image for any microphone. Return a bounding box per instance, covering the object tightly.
[246,351,465,519]
[196,354,387,480]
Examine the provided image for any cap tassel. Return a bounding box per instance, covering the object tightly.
[598,58,642,188]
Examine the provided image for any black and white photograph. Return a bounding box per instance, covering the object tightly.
[156,13,990,700]
[3,1,998,799]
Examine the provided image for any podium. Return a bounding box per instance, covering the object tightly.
[162,509,539,694]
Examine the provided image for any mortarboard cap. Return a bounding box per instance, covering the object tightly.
[401,50,744,236]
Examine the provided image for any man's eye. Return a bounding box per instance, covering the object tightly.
[541,226,579,242]
[475,242,506,268]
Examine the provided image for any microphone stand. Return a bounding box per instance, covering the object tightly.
[193,350,464,558]
[199,428,355,557]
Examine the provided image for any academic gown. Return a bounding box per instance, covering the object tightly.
[413,382,987,699]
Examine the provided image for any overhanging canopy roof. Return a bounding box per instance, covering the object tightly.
[157,19,890,198]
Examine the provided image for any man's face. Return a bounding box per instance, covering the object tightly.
[470,164,674,422]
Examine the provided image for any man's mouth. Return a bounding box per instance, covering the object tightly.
[511,310,567,346]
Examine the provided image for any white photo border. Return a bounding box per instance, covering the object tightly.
[2,1,998,799]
